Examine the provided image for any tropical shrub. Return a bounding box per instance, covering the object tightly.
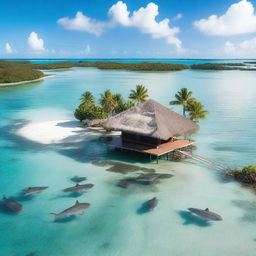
[74,105,108,121]
[227,165,256,185]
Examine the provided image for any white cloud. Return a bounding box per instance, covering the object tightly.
[28,32,45,51]
[224,38,256,57]
[58,11,109,36]
[5,43,13,54]
[58,1,182,50]
[109,2,181,49]
[84,44,91,54]
[194,0,256,36]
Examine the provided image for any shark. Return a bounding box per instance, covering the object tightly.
[146,197,158,210]
[2,195,22,213]
[63,183,94,193]
[188,208,223,221]
[23,186,48,196]
[50,200,90,219]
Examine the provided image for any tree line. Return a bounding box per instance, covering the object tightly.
[74,85,207,122]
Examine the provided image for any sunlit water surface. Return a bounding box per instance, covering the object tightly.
[0,66,256,256]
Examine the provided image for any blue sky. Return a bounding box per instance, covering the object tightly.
[1,0,256,58]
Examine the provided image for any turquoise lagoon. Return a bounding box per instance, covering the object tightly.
[0,64,256,256]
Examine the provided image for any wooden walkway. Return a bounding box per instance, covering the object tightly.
[107,138,194,156]
[178,150,227,171]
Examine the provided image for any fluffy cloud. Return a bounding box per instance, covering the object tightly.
[58,1,182,50]
[5,43,13,54]
[58,12,109,36]
[224,38,256,56]
[28,32,45,51]
[194,0,256,36]
[109,2,181,49]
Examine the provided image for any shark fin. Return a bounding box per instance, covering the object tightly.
[205,208,209,211]
[76,200,79,205]
[49,213,57,217]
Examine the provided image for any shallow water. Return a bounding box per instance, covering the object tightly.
[0,66,256,256]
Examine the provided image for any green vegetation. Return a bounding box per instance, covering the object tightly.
[74,105,109,121]
[31,61,189,71]
[129,85,149,104]
[74,86,140,122]
[227,165,256,187]
[74,91,108,121]
[1,60,255,84]
[169,88,195,116]
[80,91,95,106]
[190,63,250,70]
[0,61,44,83]
[186,100,208,121]
[0,61,189,84]
[191,63,235,70]
[100,90,118,114]
[170,88,208,121]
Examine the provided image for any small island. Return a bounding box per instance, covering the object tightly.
[191,63,256,71]
[31,61,190,71]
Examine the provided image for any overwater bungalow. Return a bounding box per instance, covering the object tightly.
[102,99,199,163]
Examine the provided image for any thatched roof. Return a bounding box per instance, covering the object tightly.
[102,99,199,140]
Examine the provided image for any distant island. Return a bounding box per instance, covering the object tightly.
[0,60,256,85]
[31,61,189,71]
[0,61,44,85]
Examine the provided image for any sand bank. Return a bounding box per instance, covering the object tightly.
[0,74,54,87]
[16,119,120,144]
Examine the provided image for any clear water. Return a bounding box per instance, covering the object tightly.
[0,65,256,256]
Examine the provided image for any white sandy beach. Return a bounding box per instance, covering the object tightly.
[0,74,55,87]
[16,119,120,144]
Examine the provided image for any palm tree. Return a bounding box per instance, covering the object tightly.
[80,91,94,107]
[169,88,194,116]
[99,90,117,114]
[129,85,149,104]
[112,94,125,113]
[125,100,135,109]
[187,101,208,121]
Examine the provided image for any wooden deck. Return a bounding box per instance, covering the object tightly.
[107,137,194,156]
